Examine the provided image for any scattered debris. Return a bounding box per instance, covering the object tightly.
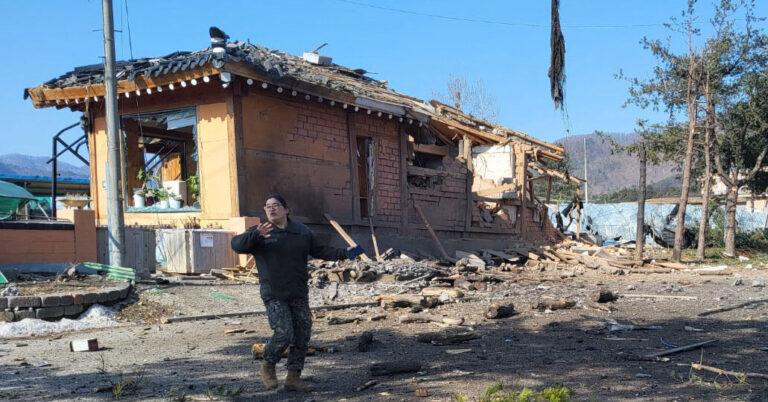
[370,360,422,376]
[644,339,717,359]
[622,294,697,300]
[416,331,480,345]
[357,331,374,352]
[69,338,99,352]
[534,298,576,311]
[691,363,768,380]
[356,380,378,392]
[591,289,618,303]
[399,313,463,326]
[485,301,516,319]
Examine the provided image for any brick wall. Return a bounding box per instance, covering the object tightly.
[408,155,469,230]
[350,113,401,224]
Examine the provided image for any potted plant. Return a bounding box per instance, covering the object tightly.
[143,188,157,206]
[137,168,159,207]
[168,191,182,209]
[132,188,146,208]
[156,188,170,209]
[186,175,200,208]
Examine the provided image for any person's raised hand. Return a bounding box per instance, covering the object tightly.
[257,222,274,238]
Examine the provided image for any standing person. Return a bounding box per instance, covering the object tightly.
[231,194,363,392]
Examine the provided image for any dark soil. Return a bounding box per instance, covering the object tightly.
[1,264,766,401]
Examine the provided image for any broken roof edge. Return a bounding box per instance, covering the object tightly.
[429,100,564,154]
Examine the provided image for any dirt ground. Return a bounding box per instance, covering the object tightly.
[1,262,767,401]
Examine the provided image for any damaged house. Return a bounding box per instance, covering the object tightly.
[24,28,578,262]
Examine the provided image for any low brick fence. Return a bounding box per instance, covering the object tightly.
[0,282,131,322]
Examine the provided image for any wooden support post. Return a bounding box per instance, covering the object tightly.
[369,218,382,262]
[463,136,473,233]
[413,203,453,262]
[519,151,528,235]
[399,124,408,235]
[576,186,581,239]
[346,112,361,221]
[546,176,553,204]
[324,213,372,262]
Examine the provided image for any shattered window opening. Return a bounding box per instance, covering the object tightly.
[121,108,199,211]
[407,125,449,189]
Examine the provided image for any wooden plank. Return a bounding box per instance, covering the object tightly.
[413,143,449,156]
[399,124,408,235]
[346,111,361,221]
[431,100,564,153]
[464,136,473,232]
[475,183,518,197]
[163,302,378,323]
[546,176,553,204]
[413,203,453,262]
[481,249,519,262]
[323,213,372,262]
[645,340,717,359]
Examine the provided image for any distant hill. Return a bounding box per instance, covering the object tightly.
[556,133,680,196]
[0,153,89,179]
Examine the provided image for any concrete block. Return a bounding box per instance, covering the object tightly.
[59,294,74,306]
[107,289,122,302]
[0,310,14,322]
[64,304,84,316]
[41,295,61,307]
[96,291,109,304]
[8,296,41,309]
[36,306,64,320]
[72,293,85,305]
[118,286,130,299]
[14,308,35,320]
[83,293,98,304]
[0,297,6,309]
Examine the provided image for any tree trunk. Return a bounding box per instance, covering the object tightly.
[696,86,714,259]
[673,108,697,262]
[636,142,647,263]
[673,43,699,263]
[724,179,739,256]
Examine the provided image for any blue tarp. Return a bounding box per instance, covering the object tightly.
[548,202,768,244]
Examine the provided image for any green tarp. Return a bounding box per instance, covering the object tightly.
[0,180,37,220]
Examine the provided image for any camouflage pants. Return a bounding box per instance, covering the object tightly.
[263,298,312,371]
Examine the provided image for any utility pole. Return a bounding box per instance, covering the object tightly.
[102,0,125,266]
[583,137,588,204]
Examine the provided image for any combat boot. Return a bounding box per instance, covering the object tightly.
[260,361,278,390]
[285,370,313,392]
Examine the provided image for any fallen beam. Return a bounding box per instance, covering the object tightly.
[324,213,372,262]
[644,339,717,359]
[413,203,454,262]
[162,302,377,323]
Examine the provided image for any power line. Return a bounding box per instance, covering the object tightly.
[332,0,757,29]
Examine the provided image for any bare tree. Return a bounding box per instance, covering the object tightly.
[433,73,499,123]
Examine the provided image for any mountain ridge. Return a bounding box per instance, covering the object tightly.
[0,153,90,179]
[555,133,680,196]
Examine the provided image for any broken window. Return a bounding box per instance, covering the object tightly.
[121,108,199,211]
[406,125,449,188]
[356,136,374,217]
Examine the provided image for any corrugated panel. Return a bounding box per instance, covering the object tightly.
[97,227,157,275]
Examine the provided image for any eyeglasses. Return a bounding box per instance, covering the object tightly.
[264,204,283,211]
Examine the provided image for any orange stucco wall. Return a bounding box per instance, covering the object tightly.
[0,210,96,264]
[88,86,238,229]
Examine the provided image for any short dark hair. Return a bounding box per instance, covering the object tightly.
[265,193,287,208]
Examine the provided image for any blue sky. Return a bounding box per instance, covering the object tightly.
[1,1,765,164]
